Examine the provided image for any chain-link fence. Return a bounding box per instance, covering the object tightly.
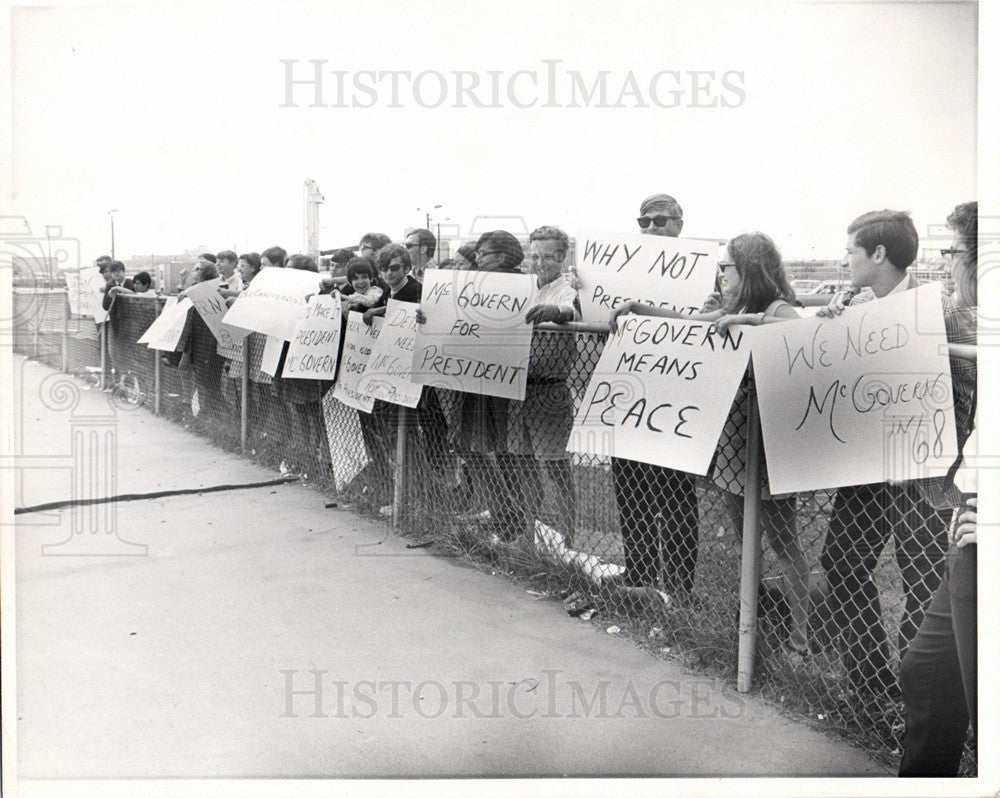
[11,288,975,771]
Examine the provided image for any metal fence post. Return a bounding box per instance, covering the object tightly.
[240,342,250,453]
[392,406,409,530]
[737,373,764,693]
[61,290,69,373]
[98,322,107,390]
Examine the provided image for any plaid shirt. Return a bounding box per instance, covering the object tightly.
[942,295,977,450]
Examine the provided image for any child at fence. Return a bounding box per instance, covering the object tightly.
[610,232,812,660]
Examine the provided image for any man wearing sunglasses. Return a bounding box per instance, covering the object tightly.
[635,194,684,238]
[608,193,701,604]
[405,228,437,281]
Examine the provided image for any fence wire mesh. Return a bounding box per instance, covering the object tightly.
[10,288,975,771]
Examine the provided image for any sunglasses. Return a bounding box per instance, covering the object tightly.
[637,215,681,229]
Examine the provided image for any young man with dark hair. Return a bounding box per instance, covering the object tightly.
[818,209,949,705]
[260,246,287,268]
[216,250,241,290]
[358,233,392,259]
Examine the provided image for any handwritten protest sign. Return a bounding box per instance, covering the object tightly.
[332,312,381,413]
[183,277,245,355]
[259,335,286,377]
[573,230,719,324]
[569,313,750,474]
[751,282,958,494]
[65,268,109,322]
[220,267,319,341]
[322,392,368,490]
[138,298,193,351]
[356,300,424,408]
[281,294,342,379]
[412,269,536,400]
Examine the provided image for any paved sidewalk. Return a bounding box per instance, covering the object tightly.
[9,355,888,779]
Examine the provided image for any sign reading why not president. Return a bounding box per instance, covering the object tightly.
[573,230,719,324]
[221,266,319,341]
[412,269,536,400]
[751,282,958,494]
[356,300,424,408]
[569,313,750,474]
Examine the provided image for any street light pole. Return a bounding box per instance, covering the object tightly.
[108,209,119,261]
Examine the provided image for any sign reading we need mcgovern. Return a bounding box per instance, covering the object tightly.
[569,312,750,474]
[573,230,719,324]
[751,282,958,494]
[412,269,536,401]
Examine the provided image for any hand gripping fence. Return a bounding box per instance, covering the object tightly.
[11,288,977,772]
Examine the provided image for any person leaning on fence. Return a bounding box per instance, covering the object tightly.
[707,233,813,663]
[415,230,532,539]
[503,225,581,546]
[899,201,979,776]
[269,254,333,475]
[816,210,950,704]
[602,194,701,600]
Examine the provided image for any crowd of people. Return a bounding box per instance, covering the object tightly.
[93,194,980,775]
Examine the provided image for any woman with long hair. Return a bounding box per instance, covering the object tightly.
[610,232,811,660]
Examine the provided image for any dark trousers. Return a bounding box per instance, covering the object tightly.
[820,483,949,697]
[899,543,977,776]
[611,458,699,594]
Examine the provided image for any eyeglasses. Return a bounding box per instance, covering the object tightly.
[379,262,406,272]
[940,248,968,257]
[718,262,736,272]
[637,215,681,229]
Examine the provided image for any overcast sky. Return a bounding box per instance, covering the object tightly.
[5,0,983,264]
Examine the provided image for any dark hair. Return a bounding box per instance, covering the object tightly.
[456,243,478,266]
[847,210,918,271]
[216,250,238,265]
[528,225,570,260]
[287,253,317,272]
[475,230,524,270]
[346,256,377,283]
[359,233,392,252]
[261,246,288,267]
[946,201,977,307]
[96,255,113,272]
[133,271,152,288]
[331,247,355,266]
[238,252,262,276]
[407,228,436,259]
[198,252,218,264]
[108,260,126,273]
[722,232,793,314]
[376,243,411,272]
[196,262,219,281]
[437,258,456,269]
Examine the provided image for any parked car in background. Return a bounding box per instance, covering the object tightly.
[790,279,821,294]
